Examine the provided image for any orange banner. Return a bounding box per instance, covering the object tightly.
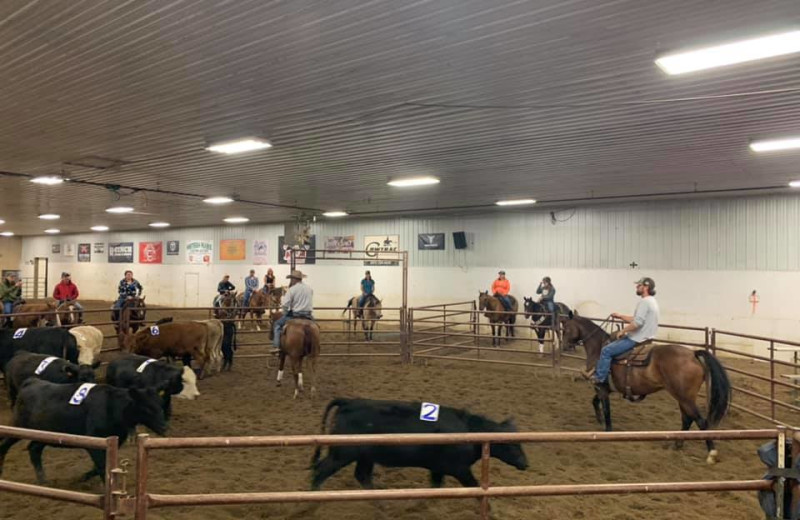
[220,239,246,261]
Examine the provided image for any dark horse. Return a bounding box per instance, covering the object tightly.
[562,311,731,464]
[478,291,517,346]
[343,295,383,341]
[112,296,146,334]
[522,298,572,353]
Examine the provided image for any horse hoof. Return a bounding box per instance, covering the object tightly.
[276,381,282,387]
[293,390,300,399]
[706,450,719,465]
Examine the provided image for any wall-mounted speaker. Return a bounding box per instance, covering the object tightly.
[453,231,467,250]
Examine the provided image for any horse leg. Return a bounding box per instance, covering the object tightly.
[600,393,612,431]
[591,395,603,424]
[292,356,304,399]
[537,328,545,354]
[677,399,718,463]
[308,355,318,397]
[276,352,287,387]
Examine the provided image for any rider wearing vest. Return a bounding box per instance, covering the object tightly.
[1,272,22,320]
[243,270,259,306]
[588,277,660,386]
[263,268,276,294]
[214,275,236,307]
[536,276,556,315]
[491,271,512,311]
[272,269,313,351]
[114,271,143,309]
[358,271,375,313]
[53,272,84,320]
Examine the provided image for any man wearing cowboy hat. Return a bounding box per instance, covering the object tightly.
[272,269,314,351]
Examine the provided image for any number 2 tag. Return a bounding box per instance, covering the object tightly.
[69,383,96,406]
[150,326,160,336]
[420,402,440,422]
[13,328,27,339]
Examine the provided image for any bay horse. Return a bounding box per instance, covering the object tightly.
[112,296,146,334]
[343,295,383,341]
[522,298,572,353]
[56,301,82,327]
[270,310,320,398]
[562,311,731,464]
[214,291,238,322]
[237,287,285,330]
[477,291,517,346]
[11,301,59,328]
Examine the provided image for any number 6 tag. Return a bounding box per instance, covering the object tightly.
[420,402,440,422]
[69,383,97,406]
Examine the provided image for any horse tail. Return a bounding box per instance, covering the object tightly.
[694,350,731,428]
[311,398,349,468]
[342,298,353,315]
[303,324,314,357]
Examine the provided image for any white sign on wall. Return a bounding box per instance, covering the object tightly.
[364,235,400,266]
[186,240,213,265]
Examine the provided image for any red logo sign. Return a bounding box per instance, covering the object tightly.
[138,242,163,264]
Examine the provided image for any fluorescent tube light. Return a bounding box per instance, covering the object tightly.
[207,138,272,154]
[322,211,348,217]
[496,199,536,206]
[387,176,440,187]
[106,206,134,214]
[203,196,235,204]
[751,137,800,153]
[224,217,250,223]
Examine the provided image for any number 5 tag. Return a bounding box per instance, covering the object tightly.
[420,402,440,422]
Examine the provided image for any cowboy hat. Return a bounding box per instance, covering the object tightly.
[287,269,306,280]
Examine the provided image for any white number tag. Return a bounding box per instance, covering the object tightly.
[13,328,27,339]
[69,383,96,405]
[150,326,160,336]
[420,402,440,422]
[35,356,58,375]
[136,358,157,373]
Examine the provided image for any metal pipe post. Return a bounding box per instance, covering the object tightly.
[480,442,491,520]
[103,436,119,520]
[135,434,149,520]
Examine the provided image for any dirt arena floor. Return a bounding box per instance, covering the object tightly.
[0,301,780,519]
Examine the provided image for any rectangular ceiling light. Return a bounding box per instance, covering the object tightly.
[387,176,440,187]
[496,199,536,206]
[206,138,272,155]
[750,137,800,152]
[655,30,800,75]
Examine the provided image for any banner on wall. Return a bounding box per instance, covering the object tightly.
[324,235,355,251]
[93,243,104,254]
[187,240,213,265]
[417,233,445,250]
[139,242,163,264]
[166,240,180,256]
[220,239,246,261]
[63,243,75,257]
[108,242,134,263]
[253,240,268,265]
[278,235,316,264]
[51,244,61,254]
[77,243,91,262]
[364,235,400,266]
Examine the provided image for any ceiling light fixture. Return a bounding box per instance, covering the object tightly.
[30,175,64,185]
[656,30,800,75]
[38,213,60,220]
[206,138,272,155]
[751,137,800,153]
[0,219,5,225]
[44,229,60,234]
[224,217,250,224]
[105,206,134,214]
[789,181,800,188]
[496,198,537,206]
[203,196,235,204]
[149,222,170,228]
[0,231,14,237]
[322,211,348,217]
[387,176,441,188]
[91,225,109,232]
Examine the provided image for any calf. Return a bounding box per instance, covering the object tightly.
[311,398,528,490]
[68,326,105,365]
[0,328,79,371]
[106,354,199,418]
[5,352,96,405]
[119,321,211,377]
[0,379,167,483]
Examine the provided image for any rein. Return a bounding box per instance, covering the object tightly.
[576,315,614,346]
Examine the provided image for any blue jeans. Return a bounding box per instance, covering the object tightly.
[244,290,253,307]
[58,300,84,311]
[2,301,12,315]
[273,311,313,348]
[113,298,126,310]
[497,295,512,311]
[543,300,555,314]
[358,294,371,308]
[595,337,637,382]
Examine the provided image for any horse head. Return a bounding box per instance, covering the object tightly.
[561,315,582,351]
[478,291,490,310]
[522,297,535,318]
[368,296,383,320]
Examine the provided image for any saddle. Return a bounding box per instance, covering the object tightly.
[610,340,654,402]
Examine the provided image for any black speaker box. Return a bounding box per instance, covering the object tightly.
[453,231,467,250]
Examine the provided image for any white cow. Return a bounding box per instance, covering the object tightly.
[177,366,201,400]
[68,326,105,365]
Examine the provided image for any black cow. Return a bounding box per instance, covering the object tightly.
[5,352,96,405]
[106,354,199,419]
[0,379,167,483]
[311,398,529,490]
[221,321,237,371]
[0,328,79,371]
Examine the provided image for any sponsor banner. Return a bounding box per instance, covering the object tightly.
[324,235,355,251]
[220,239,246,261]
[108,242,134,263]
[364,235,400,266]
[166,240,180,256]
[278,235,316,264]
[93,243,104,254]
[64,243,75,257]
[253,240,268,265]
[77,243,91,262]
[187,240,213,265]
[418,233,445,250]
[139,242,163,264]
[51,244,61,254]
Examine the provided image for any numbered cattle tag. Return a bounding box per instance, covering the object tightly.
[69,383,97,406]
[420,402,440,422]
[150,325,160,336]
[35,356,58,375]
[136,358,157,373]
[13,328,27,339]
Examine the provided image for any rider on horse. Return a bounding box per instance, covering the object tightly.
[358,270,375,317]
[0,272,22,327]
[272,269,313,353]
[53,272,84,323]
[536,276,556,316]
[492,271,512,311]
[263,268,276,294]
[113,270,143,310]
[243,270,259,307]
[585,277,660,386]
[214,275,236,307]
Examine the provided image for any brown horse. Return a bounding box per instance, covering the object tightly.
[56,301,82,327]
[271,310,320,398]
[112,296,146,334]
[562,311,731,464]
[214,291,238,321]
[343,295,383,341]
[478,291,518,346]
[12,301,59,328]
[237,287,285,330]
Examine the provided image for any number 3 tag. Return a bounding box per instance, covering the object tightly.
[420,402,440,422]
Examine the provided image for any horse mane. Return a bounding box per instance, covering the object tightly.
[571,314,609,341]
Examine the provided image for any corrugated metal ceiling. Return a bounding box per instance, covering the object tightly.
[1,0,800,235]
